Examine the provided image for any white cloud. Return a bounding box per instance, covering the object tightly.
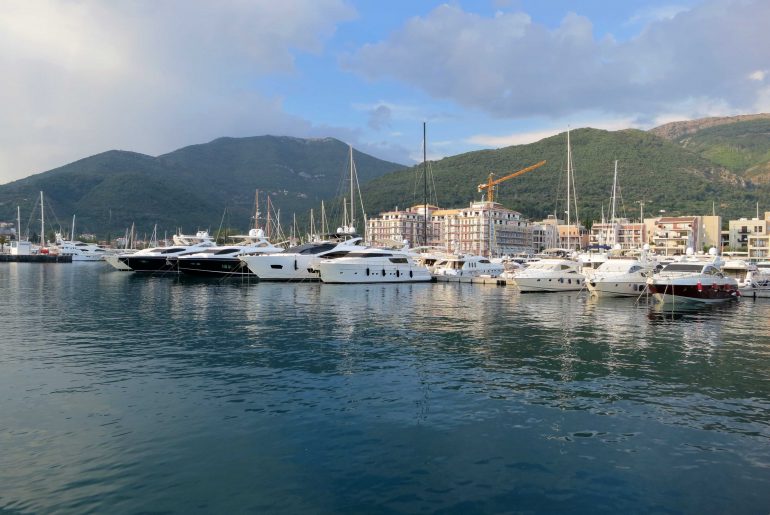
[0,0,357,183]
[749,70,767,81]
[344,0,770,123]
[466,117,638,148]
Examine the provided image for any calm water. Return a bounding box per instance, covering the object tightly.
[2,263,770,514]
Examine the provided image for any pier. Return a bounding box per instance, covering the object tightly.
[0,254,72,263]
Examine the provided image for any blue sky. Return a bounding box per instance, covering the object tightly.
[1,0,767,183]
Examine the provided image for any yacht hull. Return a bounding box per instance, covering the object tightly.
[513,276,584,293]
[648,283,739,304]
[241,254,320,281]
[120,256,178,273]
[587,280,648,297]
[319,263,432,284]
[178,258,253,277]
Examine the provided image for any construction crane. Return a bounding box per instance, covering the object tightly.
[478,160,547,203]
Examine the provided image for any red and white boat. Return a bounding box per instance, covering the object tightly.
[647,250,739,305]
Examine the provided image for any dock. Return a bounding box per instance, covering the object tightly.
[0,254,73,263]
[434,275,508,286]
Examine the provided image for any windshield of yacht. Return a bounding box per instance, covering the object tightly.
[662,263,706,273]
[344,252,393,258]
[596,260,639,273]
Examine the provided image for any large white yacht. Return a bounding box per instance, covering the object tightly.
[318,247,432,283]
[52,233,112,262]
[240,233,364,281]
[647,250,739,304]
[511,258,585,292]
[177,229,284,277]
[432,254,504,278]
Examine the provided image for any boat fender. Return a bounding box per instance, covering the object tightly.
[712,282,717,290]
[294,259,298,270]
[382,269,385,277]
[396,270,400,277]
[366,268,370,276]
[697,281,702,292]
[409,270,413,278]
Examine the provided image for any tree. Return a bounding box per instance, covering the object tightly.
[0,235,6,252]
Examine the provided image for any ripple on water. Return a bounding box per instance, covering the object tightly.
[1,265,770,513]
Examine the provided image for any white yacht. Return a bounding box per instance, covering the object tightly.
[512,258,585,292]
[240,234,364,281]
[53,233,112,262]
[586,258,654,297]
[647,250,739,304]
[318,247,432,284]
[432,254,505,278]
[178,229,284,277]
[722,259,770,299]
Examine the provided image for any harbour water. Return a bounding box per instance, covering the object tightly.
[2,263,770,513]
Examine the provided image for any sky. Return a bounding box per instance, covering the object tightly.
[1,0,769,184]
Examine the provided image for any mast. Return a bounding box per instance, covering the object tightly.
[343,198,348,230]
[71,214,76,241]
[266,195,272,240]
[17,206,21,241]
[349,145,355,230]
[254,190,260,229]
[610,160,618,224]
[40,191,45,247]
[566,131,571,250]
[321,201,326,236]
[423,122,428,247]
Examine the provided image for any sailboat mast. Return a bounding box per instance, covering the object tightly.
[423,122,428,247]
[266,195,271,240]
[610,160,618,224]
[71,215,76,241]
[40,191,45,247]
[321,201,326,236]
[17,206,21,241]
[254,190,260,230]
[566,131,571,250]
[349,145,355,229]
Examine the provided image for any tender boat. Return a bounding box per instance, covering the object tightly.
[318,247,432,283]
[432,254,505,278]
[177,229,283,277]
[239,234,364,281]
[512,258,585,292]
[647,250,739,304]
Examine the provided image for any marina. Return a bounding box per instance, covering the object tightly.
[2,263,770,513]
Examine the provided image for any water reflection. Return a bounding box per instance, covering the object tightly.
[2,265,770,513]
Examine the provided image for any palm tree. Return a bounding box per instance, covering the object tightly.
[0,235,7,253]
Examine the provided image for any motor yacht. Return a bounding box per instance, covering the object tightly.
[115,231,216,273]
[52,233,112,262]
[586,258,654,297]
[239,234,364,281]
[177,229,283,277]
[586,247,658,297]
[722,259,770,299]
[647,250,739,304]
[432,254,504,278]
[511,258,585,292]
[318,247,432,283]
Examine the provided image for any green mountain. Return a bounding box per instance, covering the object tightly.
[650,115,770,184]
[0,136,405,239]
[361,127,765,226]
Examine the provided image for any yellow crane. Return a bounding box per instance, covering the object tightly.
[477,160,547,203]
